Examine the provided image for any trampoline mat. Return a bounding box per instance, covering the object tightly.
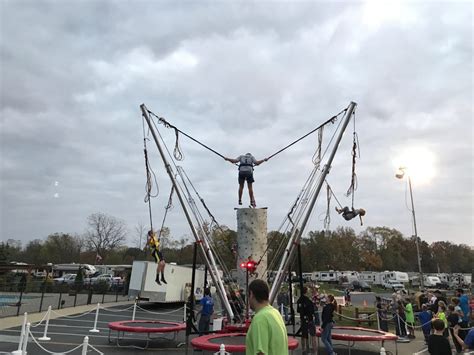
[208,335,245,345]
[109,320,185,333]
[316,327,397,341]
[192,332,299,352]
[120,322,175,328]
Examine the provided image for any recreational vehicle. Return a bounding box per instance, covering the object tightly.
[52,264,96,277]
[337,271,360,283]
[359,271,377,284]
[375,271,409,286]
[316,271,338,283]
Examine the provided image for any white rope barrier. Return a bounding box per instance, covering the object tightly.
[87,342,105,355]
[98,304,135,313]
[395,314,472,331]
[89,303,100,333]
[132,301,137,321]
[25,328,104,355]
[81,336,89,355]
[214,343,230,355]
[29,328,83,354]
[21,323,30,355]
[136,304,185,315]
[50,307,96,318]
[11,312,27,355]
[30,308,51,329]
[38,306,51,341]
[333,311,377,321]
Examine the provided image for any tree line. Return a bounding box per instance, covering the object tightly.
[1,213,472,274]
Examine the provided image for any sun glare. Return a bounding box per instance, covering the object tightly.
[393,146,436,185]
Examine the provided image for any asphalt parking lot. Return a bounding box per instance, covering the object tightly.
[0,301,430,355]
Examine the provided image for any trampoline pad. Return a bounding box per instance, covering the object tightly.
[316,326,397,341]
[192,333,299,352]
[109,320,185,333]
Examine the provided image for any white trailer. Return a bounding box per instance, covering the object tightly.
[375,271,409,285]
[336,271,360,283]
[450,273,472,288]
[359,271,377,284]
[128,261,209,303]
[424,276,441,287]
[316,271,338,283]
[52,263,96,277]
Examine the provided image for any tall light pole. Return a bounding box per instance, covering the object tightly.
[396,167,424,289]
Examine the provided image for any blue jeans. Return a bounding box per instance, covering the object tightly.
[321,322,334,354]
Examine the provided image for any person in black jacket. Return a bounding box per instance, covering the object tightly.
[321,294,337,355]
[297,287,317,354]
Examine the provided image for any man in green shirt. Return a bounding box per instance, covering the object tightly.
[246,279,288,355]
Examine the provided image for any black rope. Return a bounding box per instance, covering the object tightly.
[142,117,159,231]
[177,166,220,228]
[312,127,324,166]
[265,108,346,161]
[345,110,359,209]
[173,128,184,161]
[157,186,175,245]
[324,184,331,232]
[325,181,343,209]
[148,110,227,160]
[148,107,347,164]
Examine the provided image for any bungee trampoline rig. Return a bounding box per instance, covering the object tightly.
[134,101,384,353]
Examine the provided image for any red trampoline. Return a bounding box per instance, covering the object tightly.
[191,332,299,352]
[315,326,398,355]
[224,321,251,333]
[108,320,186,349]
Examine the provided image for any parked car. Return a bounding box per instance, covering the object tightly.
[383,279,405,291]
[53,273,76,285]
[89,274,123,290]
[350,280,372,292]
[436,281,450,290]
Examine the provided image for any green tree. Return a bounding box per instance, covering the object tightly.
[21,239,45,265]
[43,233,82,264]
[0,241,22,264]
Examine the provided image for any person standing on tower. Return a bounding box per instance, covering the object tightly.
[224,153,268,207]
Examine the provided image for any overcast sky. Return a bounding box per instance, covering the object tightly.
[1,0,472,249]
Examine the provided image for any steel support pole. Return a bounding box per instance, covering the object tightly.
[269,101,357,303]
[408,176,424,289]
[140,104,234,320]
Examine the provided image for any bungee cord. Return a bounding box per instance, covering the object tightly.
[147,107,347,163]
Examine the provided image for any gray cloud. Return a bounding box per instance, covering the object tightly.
[1,1,472,247]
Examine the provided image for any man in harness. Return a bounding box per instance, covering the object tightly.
[146,230,167,285]
[224,153,267,207]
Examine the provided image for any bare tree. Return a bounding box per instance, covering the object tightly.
[85,212,127,261]
[133,222,148,250]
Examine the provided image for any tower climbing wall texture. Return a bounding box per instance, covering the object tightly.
[236,208,267,293]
